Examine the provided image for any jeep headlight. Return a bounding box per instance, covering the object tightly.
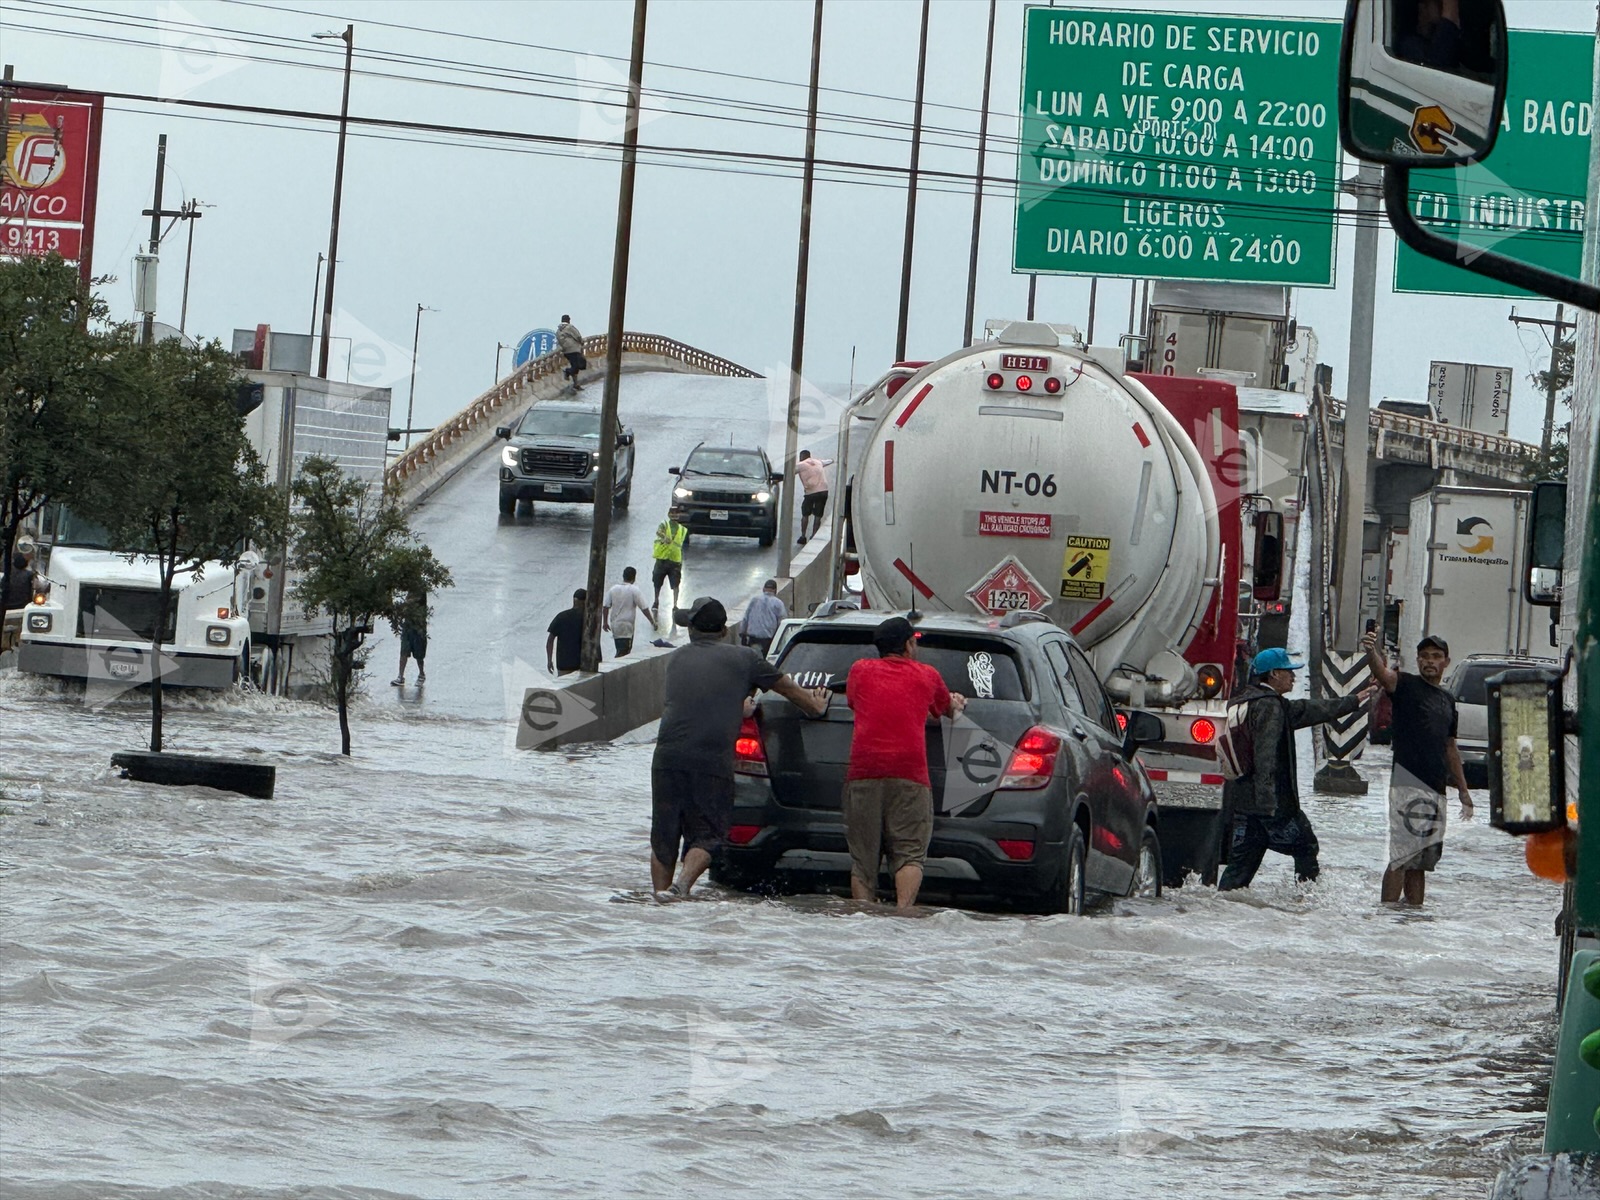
[501,446,520,467]
[206,625,231,647]
[674,487,693,499]
[755,491,771,503]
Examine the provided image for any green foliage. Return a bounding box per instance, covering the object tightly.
[289,455,452,754]
[0,257,114,595]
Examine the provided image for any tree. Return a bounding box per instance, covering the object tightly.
[73,338,285,751]
[0,257,110,608]
[288,455,452,755]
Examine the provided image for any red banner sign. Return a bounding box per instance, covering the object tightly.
[978,510,1053,538]
[1,87,104,282]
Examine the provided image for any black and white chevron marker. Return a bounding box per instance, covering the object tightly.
[1320,650,1372,760]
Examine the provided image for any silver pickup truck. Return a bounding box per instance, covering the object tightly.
[495,401,635,517]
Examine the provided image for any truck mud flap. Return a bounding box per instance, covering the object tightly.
[1158,807,1223,888]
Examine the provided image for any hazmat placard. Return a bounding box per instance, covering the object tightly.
[1060,535,1111,600]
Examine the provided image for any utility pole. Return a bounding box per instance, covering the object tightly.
[1510,305,1576,457]
[775,0,825,582]
[962,0,996,348]
[1314,160,1381,796]
[314,24,354,378]
[894,0,930,362]
[580,0,647,674]
[139,135,169,346]
[404,303,436,450]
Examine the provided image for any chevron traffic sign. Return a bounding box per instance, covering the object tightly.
[1320,650,1373,761]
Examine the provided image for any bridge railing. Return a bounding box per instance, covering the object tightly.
[383,332,759,494]
[1324,397,1541,464]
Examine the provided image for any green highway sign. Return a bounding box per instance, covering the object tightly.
[1393,29,1593,299]
[1013,7,1341,286]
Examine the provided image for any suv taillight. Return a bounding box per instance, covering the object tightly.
[734,716,767,776]
[999,726,1061,789]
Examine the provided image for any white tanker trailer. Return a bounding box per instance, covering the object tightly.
[850,321,1223,708]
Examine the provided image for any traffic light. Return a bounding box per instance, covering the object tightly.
[1545,950,1600,1152]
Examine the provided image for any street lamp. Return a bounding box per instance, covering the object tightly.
[405,304,438,450]
[495,340,510,384]
[313,23,354,379]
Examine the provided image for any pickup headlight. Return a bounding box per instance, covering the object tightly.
[206,625,232,647]
[674,487,693,499]
[501,446,520,468]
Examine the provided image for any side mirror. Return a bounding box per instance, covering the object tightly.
[667,466,680,475]
[1121,709,1165,760]
[1339,0,1508,167]
[1252,510,1285,602]
[770,472,784,486]
[1486,667,1566,833]
[494,426,511,440]
[618,432,634,447]
[1525,480,1566,607]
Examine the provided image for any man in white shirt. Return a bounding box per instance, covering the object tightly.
[795,449,834,546]
[737,579,789,657]
[603,566,658,657]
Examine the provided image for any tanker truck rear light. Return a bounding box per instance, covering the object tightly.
[734,717,768,776]
[1015,375,1034,392]
[1189,717,1218,745]
[1000,726,1061,789]
[985,372,1005,390]
[1043,376,1063,394]
[1196,663,1225,698]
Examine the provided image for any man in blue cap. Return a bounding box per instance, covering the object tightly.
[1217,647,1378,891]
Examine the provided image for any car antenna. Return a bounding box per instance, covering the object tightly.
[906,544,922,622]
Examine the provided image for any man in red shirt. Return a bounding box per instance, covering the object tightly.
[845,616,966,909]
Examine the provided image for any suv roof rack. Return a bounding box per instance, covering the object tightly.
[998,609,1054,628]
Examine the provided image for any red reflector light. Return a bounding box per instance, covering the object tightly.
[1115,711,1128,732]
[996,838,1035,861]
[727,824,762,846]
[1043,376,1062,394]
[1016,374,1034,391]
[734,717,767,776]
[1001,726,1061,789]
[986,372,1004,390]
[1190,717,1218,744]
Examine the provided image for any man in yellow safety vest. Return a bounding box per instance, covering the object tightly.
[652,505,689,628]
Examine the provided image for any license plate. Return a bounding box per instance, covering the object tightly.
[710,509,730,520]
[543,484,562,494]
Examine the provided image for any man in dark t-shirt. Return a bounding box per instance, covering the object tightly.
[1364,630,1473,906]
[546,589,586,676]
[650,596,829,902]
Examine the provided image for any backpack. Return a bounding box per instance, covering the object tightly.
[1214,693,1258,781]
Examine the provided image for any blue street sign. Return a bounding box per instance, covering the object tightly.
[513,328,558,369]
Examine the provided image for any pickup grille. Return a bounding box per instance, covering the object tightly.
[521,448,591,478]
[76,585,178,643]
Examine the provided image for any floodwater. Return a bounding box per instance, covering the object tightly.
[0,665,1561,1200]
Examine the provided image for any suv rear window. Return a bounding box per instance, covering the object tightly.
[1450,660,1555,705]
[777,631,1028,701]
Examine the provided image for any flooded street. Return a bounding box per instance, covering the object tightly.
[0,669,1560,1199]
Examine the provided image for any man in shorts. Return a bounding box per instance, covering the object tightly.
[1364,629,1474,905]
[651,596,828,901]
[391,588,428,687]
[795,449,834,546]
[844,615,966,909]
[651,505,689,625]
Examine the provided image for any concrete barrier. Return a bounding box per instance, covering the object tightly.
[520,534,837,750]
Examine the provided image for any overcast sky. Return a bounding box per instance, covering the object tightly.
[2,0,1595,443]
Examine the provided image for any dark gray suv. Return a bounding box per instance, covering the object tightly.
[712,610,1165,913]
[668,443,782,546]
[495,401,634,516]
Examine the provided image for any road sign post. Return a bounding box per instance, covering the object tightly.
[1013,8,1340,286]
